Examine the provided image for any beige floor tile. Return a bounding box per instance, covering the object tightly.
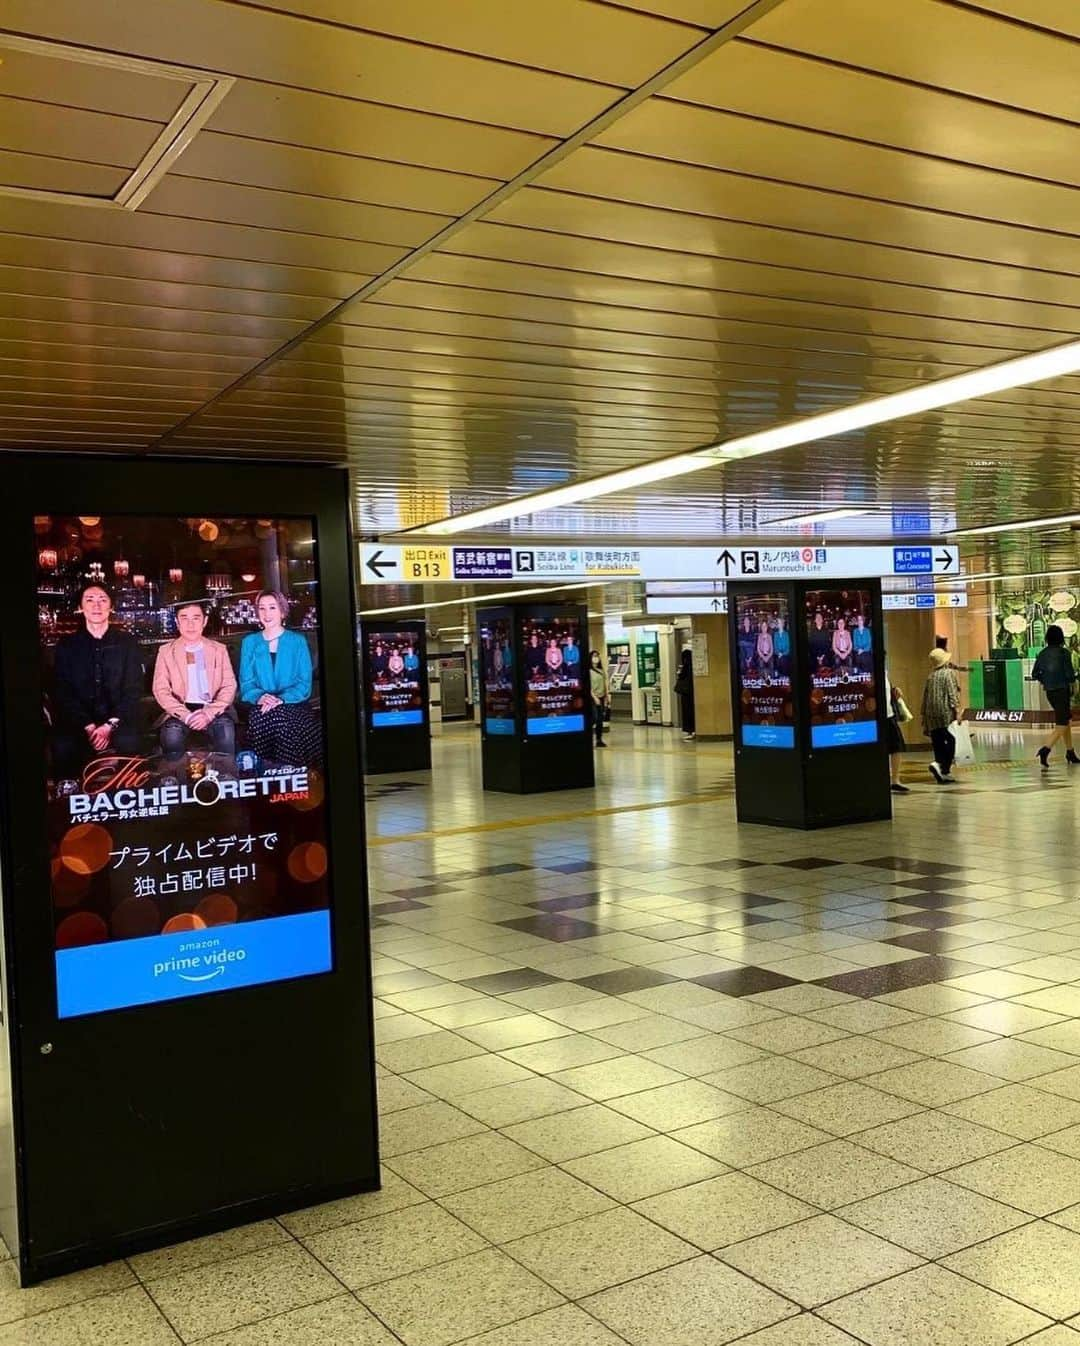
[1035,1065,1080,1101]
[704,1058,841,1104]
[724,1017,850,1055]
[1014,987,1080,1017]
[499,1036,624,1075]
[946,1001,1066,1037]
[504,984,604,1012]
[720,1213,922,1307]
[876,986,989,1015]
[146,1244,341,1343]
[632,1171,816,1250]
[128,1221,290,1281]
[869,1019,997,1056]
[642,1034,766,1075]
[189,1295,401,1346]
[421,999,530,1030]
[457,1015,577,1051]
[945,1082,1080,1140]
[747,987,857,1014]
[855,1110,1014,1172]
[862,1059,1001,1107]
[748,1140,922,1209]
[807,1002,922,1034]
[501,1104,655,1163]
[376,1013,445,1043]
[442,1166,615,1243]
[0,1262,133,1328]
[504,1207,696,1299]
[581,1255,797,1346]
[945,1144,1080,1216]
[392,1110,551,1187]
[540,1000,653,1031]
[1020,1328,1080,1345]
[454,1078,588,1128]
[668,999,782,1033]
[586,1015,708,1052]
[605,1078,750,1130]
[755,954,865,981]
[673,1107,831,1168]
[563,1134,725,1202]
[1038,1125,1080,1161]
[944,1038,1078,1082]
[771,1083,922,1138]
[378,1075,435,1113]
[819,1264,1049,1346]
[279,1170,426,1239]
[548,1055,685,1102]
[0,1286,175,1346]
[358,1247,563,1346]
[1050,1203,1080,1233]
[379,1100,489,1158]
[376,1030,488,1073]
[457,1303,626,1345]
[943,1220,1080,1319]
[1017,1020,1080,1054]
[840,1174,1030,1257]
[944,970,1054,999]
[788,1038,922,1079]
[402,1056,535,1100]
[301,1202,488,1288]
[729,1318,868,1345]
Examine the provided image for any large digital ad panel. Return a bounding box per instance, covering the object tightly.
[363,629,423,727]
[734,591,795,749]
[37,512,333,1018]
[479,608,515,735]
[522,610,586,736]
[805,587,879,748]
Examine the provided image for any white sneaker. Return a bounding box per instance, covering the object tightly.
[928,762,944,783]
[682,732,695,741]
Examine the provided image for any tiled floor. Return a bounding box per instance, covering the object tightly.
[11,726,1080,1344]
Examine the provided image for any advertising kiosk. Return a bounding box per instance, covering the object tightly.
[359,619,431,774]
[478,603,594,794]
[0,457,378,1282]
[729,579,891,828]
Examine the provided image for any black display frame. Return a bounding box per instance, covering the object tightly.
[359,618,431,775]
[0,456,379,1283]
[729,579,891,829]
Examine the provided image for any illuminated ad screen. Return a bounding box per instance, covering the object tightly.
[37,513,332,1018]
[364,630,424,728]
[805,587,879,748]
[734,592,795,749]
[522,611,586,736]
[479,609,515,735]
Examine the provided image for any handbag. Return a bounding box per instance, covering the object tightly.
[891,687,914,724]
[950,718,975,767]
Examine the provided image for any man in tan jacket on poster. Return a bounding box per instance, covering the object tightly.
[153,602,237,761]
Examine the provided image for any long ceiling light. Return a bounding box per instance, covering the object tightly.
[358,581,599,617]
[404,338,1080,536]
[948,513,1080,538]
[766,507,872,527]
[960,567,1080,584]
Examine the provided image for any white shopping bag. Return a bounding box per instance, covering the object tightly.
[950,719,975,767]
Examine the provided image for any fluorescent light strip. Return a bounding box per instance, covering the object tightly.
[405,337,1080,535]
[765,507,872,527]
[358,581,598,617]
[948,512,1080,538]
[961,568,1079,584]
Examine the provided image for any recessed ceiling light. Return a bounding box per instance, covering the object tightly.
[948,512,1080,538]
[403,336,1080,535]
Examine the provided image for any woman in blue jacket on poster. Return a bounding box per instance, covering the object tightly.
[240,590,322,766]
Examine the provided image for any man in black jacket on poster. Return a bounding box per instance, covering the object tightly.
[52,583,143,780]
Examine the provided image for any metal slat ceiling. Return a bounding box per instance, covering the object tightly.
[0,0,1077,577]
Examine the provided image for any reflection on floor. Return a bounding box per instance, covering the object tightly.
[11,724,1080,1344]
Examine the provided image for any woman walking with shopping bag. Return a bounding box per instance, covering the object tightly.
[921,647,962,784]
[1032,625,1078,770]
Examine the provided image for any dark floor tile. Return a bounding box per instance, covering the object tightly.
[900,878,974,894]
[780,857,841,869]
[702,893,785,910]
[389,884,459,900]
[371,898,430,915]
[498,915,605,942]
[882,931,963,955]
[531,893,602,913]
[475,863,534,877]
[458,968,559,995]
[894,892,973,910]
[863,857,967,875]
[691,967,801,996]
[542,860,598,874]
[573,968,680,995]
[892,910,977,930]
[704,858,764,871]
[814,956,981,998]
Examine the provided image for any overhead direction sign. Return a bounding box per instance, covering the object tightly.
[360,542,961,585]
[646,591,968,616]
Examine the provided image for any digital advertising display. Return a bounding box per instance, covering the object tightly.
[522,611,586,736]
[735,592,795,749]
[364,629,424,728]
[37,513,332,1018]
[805,587,879,748]
[479,609,515,735]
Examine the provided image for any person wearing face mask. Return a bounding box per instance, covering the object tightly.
[153,601,237,761]
[589,649,609,748]
[52,583,143,778]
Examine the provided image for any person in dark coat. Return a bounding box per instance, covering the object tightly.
[675,647,695,741]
